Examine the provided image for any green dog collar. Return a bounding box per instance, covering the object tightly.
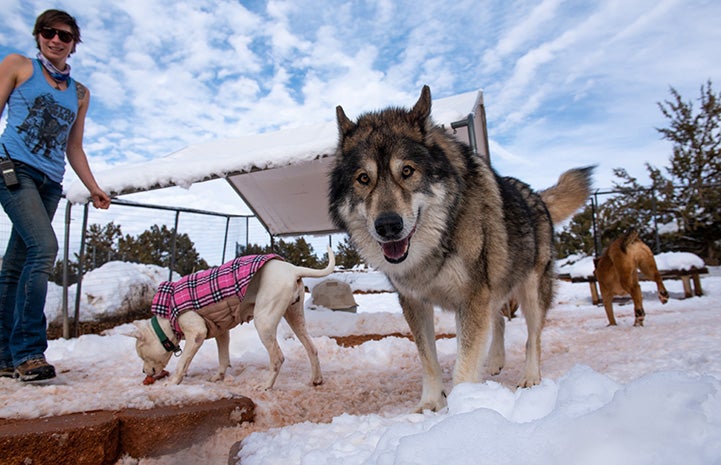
[151,316,182,356]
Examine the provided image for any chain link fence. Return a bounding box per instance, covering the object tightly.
[0,196,274,338]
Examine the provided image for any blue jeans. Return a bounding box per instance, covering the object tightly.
[0,161,62,369]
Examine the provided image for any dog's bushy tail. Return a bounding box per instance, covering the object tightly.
[293,246,336,278]
[540,166,595,224]
[619,229,640,253]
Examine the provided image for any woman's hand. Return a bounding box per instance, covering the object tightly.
[90,188,111,209]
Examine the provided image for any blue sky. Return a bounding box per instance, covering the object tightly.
[2,0,720,211]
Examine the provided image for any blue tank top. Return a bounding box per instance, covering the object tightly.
[0,58,78,183]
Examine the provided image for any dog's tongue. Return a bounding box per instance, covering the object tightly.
[381,237,408,261]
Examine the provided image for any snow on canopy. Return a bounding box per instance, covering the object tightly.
[65,89,487,236]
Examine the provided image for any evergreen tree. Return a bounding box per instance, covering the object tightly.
[83,222,123,270]
[335,235,363,269]
[555,204,596,259]
[654,80,721,261]
[557,81,721,264]
[236,242,273,256]
[273,237,320,268]
[118,224,208,275]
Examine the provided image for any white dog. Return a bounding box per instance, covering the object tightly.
[134,247,335,389]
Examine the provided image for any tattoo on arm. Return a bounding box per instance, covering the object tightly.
[75,82,87,100]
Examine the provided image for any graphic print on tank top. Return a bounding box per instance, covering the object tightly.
[16,93,75,159]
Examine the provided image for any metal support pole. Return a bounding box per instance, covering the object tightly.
[62,201,72,339]
[651,190,661,253]
[591,194,599,258]
[222,216,230,263]
[73,203,90,337]
[169,211,179,281]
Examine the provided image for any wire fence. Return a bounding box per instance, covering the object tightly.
[586,183,720,259]
[1,183,716,338]
[0,196,277,338]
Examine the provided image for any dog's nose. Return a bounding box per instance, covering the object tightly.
[375,213,404,239]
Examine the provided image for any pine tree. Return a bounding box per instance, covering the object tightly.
[335,235,363,269]
[273,237,320,268]
[556,81,721,263]
[117,224,208,275]
[654,80,721,262]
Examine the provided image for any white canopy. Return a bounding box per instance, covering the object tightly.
[67,89,488,236]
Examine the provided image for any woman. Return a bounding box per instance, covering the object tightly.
[0,9,110,382]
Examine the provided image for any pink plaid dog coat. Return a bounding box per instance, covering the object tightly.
[151,254,282,339]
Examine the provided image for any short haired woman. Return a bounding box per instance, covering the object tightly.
[0,9,110,382]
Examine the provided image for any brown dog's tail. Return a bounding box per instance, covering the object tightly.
[292,246,336,278]
[540,166,595,224]
[618,229,640,253]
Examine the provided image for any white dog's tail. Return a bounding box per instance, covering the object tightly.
[293,246,336,278]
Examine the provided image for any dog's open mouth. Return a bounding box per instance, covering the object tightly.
[380,225,415,264]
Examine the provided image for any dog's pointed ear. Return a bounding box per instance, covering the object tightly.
[410,85,432,128]
[129,321,145,340]
[336,105,356,139]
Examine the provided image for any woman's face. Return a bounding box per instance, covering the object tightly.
[37,23,75,64]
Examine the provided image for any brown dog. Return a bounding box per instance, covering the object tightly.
[594,230,669,326]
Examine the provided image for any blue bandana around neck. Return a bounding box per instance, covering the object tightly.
[36,52,71,82]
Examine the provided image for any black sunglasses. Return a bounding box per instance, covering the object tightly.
[39,27,74,44]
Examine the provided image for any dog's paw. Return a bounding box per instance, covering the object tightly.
[311,376,323,386]
[413,398,447,413]
[517,374,541,389]
[168,374,184,385]
[487,355,505,376]
[209,372,225,382]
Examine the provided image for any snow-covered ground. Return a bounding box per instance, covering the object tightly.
[1,257,719,465]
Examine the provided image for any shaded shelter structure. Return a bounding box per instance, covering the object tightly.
[66,89,489,238]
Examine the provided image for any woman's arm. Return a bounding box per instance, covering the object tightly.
[65,82,111,209]
[0,54,32,118]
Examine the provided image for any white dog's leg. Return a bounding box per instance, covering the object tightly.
[210,330,231,382]
[169,312,208,385]
[399,294,445,412]
[283,296,323,386]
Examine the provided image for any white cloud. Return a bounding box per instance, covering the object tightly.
[0,0,719,209]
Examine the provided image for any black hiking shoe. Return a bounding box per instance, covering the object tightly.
[0,366,14,378]
[14,357,56,382]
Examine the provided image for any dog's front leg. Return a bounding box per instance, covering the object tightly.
[400,294,445,413]
[210,330,231,382]
[487,307,506,376]
[453,296,492,385]
[169,331,205,384]
[167,312,209,384]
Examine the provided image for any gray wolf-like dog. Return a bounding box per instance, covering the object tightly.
[134,247,335,389]
[329,86,593,412]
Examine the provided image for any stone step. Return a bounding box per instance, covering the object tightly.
[0,396,254,465]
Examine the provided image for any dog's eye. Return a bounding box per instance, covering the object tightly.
[401,165,415,179]
[357,173,371,185]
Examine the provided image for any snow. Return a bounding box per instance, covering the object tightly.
[557,251,707,279]
[64,89,481,204]
[1,258,720,465]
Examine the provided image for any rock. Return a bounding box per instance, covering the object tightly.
[0,410,120,465]
[0,396,255,463]
[311,279,358,312]
[118,397,255,458]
